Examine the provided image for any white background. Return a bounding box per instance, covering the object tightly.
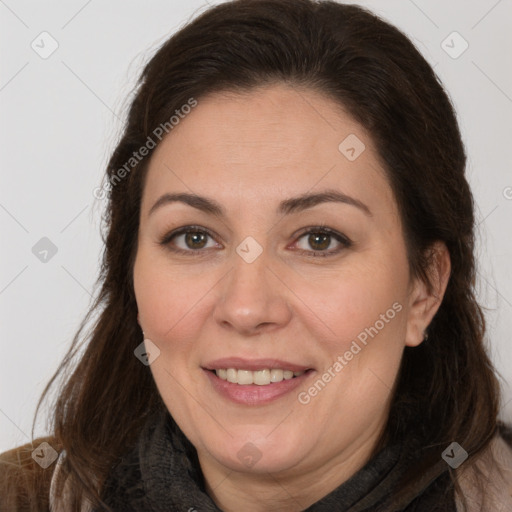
[1,0,511,453]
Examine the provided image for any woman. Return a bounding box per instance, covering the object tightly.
[2,0,511,510]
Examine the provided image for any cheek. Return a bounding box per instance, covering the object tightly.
[307,260,407,346]
[133,251,212,342]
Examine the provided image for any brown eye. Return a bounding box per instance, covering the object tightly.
[160,226,219,255]
[294,227,352,257]
[184,231,209,249]
[307,232,331,251]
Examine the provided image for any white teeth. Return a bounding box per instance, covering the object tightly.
[214,368,306,385]
[270,369,284,382]
[237,370,253,385]
[254,369,270,385]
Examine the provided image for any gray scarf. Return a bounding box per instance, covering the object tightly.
[99,408,456,511]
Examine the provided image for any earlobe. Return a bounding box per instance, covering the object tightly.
[404,241,451,347]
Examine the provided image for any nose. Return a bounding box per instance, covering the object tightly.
[212,248,293,336]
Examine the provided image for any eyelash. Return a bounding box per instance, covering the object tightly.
[159,224,353,258]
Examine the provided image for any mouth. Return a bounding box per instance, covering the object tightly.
[202,358,315,405]
[208,368,309,385]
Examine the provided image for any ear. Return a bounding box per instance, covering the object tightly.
[404,241,451,347]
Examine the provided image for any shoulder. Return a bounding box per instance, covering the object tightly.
[0,436,62,511]
[456,423,512,511]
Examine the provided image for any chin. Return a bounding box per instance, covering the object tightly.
[201,431,307,474]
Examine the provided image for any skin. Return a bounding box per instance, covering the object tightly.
[133,83,451,511]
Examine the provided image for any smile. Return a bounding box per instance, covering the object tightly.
[213,368,305,385]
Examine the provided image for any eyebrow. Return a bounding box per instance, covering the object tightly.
[148,189,372,218]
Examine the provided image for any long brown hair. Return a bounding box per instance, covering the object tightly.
[28,0,501,509]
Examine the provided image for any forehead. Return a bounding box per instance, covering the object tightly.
[142,84,396,220]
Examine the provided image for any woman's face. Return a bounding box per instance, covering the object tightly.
[133,84,430,483]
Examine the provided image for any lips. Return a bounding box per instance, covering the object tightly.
[202,357,315,405]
